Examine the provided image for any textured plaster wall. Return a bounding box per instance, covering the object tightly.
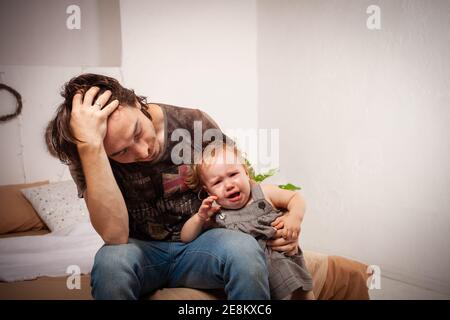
[257,0,450,293]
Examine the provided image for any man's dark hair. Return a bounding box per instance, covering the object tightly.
[45,73,151,165]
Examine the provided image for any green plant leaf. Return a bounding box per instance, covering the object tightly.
[278,183,301,191]
[244,158,301,189]
[253,168,278,182]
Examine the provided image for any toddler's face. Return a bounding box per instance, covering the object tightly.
[200,149,251,210]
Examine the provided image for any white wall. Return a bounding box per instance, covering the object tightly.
[0,0,122,185]
[257,0,450,294]
[119,0,258,132]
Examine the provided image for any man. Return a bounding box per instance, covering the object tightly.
[46,73,302,299]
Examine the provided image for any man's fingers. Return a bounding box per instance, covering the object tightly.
[271,240,296,250]
[102,99,120,117]
[272,229,284,239]
[284,230,292,240]
[94,90,112,109]
[267,236,294,247]
[270,243,297,253]
[72,93,83,111]
[82,86,100,107]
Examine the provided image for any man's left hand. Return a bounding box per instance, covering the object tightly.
[267,229,299,256]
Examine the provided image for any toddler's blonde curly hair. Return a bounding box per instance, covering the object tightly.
[184,142,252,192]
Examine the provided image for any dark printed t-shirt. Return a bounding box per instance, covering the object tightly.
[69,104,229,241]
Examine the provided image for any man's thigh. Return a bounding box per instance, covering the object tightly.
[167,228,261,289]
[96,238,174,292]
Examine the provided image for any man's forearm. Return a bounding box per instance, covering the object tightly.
[78,143,129,244]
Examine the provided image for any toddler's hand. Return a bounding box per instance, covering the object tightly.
[197,196,221,221]
[271,213,301,241]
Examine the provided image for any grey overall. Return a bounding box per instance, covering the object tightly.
[215,183,313,299]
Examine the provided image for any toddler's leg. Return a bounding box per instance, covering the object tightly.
[290,288,316,300]
[169,228,270,300]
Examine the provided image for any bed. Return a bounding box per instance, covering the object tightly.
[0,180,370,300]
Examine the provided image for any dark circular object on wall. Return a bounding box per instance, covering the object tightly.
[0,83,23,122]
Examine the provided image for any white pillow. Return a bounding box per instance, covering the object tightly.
[21,180,90,232]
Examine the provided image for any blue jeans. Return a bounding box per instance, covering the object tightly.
[90,228,270,299]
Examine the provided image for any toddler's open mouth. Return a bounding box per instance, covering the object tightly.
[227,191,241,202]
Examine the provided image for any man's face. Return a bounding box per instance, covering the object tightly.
[201,148,251,210]
[103,105,160,163]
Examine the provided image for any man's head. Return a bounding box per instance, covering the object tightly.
[45,73,153,165]
[102,103,161,163]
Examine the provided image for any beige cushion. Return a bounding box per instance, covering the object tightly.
[0,181,49,234]
[303,250,329,298]
[21,180,90,232]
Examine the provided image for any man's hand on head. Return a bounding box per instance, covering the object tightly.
[70,87,119,147]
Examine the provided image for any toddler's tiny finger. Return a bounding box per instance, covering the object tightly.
[271,218,279,226]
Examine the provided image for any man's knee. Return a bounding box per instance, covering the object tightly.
[217,230,267,273]
[91,243,144,299]
[92,243,143,275]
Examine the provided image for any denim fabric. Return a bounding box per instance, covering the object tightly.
[90,228,270,300]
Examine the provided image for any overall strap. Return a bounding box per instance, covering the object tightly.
[250,182,266,201]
